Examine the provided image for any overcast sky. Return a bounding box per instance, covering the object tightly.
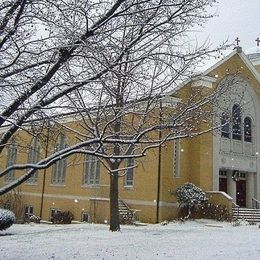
[200,0,260,52]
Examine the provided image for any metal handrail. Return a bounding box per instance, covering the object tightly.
[252,198,260,209]
[232,202,240,218]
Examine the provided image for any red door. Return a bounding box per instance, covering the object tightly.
[236,180,246,207]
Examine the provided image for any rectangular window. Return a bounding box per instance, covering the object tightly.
[83,155,100,185]
[50,208,61,221]
[173,139,180,178]
[52,135,67,185]
[81,212,90,222]
[125,157,134,187]
[5,140,17,182]
[26,137,40,184]
[24,205,34,222]
[52,159,67,184]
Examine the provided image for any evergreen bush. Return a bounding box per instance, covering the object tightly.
[51,211,73,224]
[197,202,232,221]
[176,182,208,220]
[0,208,16,231]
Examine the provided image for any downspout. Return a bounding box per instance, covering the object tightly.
[156,100,162,223]
[39,121,50,218]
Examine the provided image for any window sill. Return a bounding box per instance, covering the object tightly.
[25,182,38,186]
[81,185,100,189]
[50,184,66,187]
[124,185,134,190]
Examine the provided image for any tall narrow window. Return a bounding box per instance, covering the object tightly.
[83,154,100,185]
[26,137,40,183]
[125,146,135,186]
[221,112,230,138]
[5,139,17,182]
[244,117,252,142]
[52,134,67,185]
[232,104,241,140]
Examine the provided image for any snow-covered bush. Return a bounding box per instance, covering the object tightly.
[0,208,16,231]
[29,215,41,224]
[197,202,232,221]
[176,183,208,220]
[51,211,73,224]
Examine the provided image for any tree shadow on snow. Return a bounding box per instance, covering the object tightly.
[0,232,14,236]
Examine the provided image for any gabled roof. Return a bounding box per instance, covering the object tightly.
[203,47,260,84]
[169,47,260,97]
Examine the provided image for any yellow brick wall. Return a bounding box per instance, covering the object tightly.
[1,52,260,224]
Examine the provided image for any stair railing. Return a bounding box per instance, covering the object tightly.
[252,198,260,209]
[232,202,240,218]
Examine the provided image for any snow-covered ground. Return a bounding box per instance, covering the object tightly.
[1,219,260,260]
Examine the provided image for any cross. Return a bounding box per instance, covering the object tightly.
[235,37,240,46]
[256,37,260,47]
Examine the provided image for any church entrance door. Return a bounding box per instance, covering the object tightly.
[219,178,227,193]
[236,180,246,207]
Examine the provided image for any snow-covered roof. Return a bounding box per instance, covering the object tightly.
[202,47,260,84]
[170,47,260,97]
[245,46,260,65]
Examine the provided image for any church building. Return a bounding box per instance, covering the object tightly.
[1,46,260,224]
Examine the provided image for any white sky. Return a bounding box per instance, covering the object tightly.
[200,0,260,52]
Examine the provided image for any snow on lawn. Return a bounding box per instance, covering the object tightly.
[1,219,260,260]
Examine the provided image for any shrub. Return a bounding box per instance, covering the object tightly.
[177,202,232,221]
[51,211,73,224]
[0,188,24,222]
[176,182,208,220]
[197,202,232,221]
[29,215,41,224]
[0,208,16,231]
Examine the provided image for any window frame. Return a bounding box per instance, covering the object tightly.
[83,154,100,186]
[232,104,242,141]
[244,116,252,142]
[124,146,135,187]
[81,212,90,222]
[5,139,17,182]
[51,134,68,185]
[26,137,41,184]
[24,205,34,222]
[221,112,230,139]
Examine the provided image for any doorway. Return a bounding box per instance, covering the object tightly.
[236,180,246,207]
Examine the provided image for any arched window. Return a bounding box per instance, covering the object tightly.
[26,137,41,183]
[83,155,100,185]
[232,104,241,140]
[52,134,67,184]
[221,112,230,138]
[244,117,252,142]
[5,139,17,182]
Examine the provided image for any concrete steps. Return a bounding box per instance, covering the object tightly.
[232,207,260,222]
[118,199,135,225]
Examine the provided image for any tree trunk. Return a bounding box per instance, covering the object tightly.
[109,163,120,231]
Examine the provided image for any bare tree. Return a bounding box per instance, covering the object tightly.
[0,0,233,231]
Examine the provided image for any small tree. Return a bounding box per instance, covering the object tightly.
[176,182,208,220]
[0,208,16,231]
[0,188,24,222]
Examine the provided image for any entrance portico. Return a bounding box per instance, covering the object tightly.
[219,169,256,207]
